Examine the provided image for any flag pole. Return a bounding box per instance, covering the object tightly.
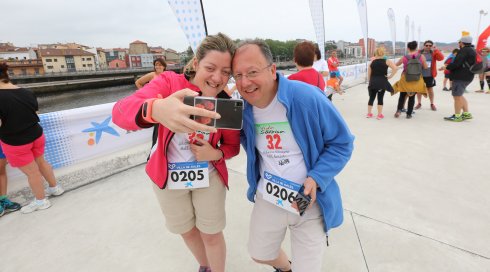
[200,0,208,36]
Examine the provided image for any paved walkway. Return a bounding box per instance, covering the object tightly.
[1,72,490,272]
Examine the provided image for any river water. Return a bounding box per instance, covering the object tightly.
[38,85,137,113]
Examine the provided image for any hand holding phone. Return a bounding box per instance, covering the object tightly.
[294,185,312,216]
[183,96,243,130]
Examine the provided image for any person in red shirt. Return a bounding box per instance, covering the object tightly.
[288,41,325,92]
[327,50,343,85]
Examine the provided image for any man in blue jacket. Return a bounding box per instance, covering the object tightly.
[232,40,354,272]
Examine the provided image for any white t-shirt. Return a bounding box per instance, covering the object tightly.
[313,59,328,73]
[167,131,215,172]
[253,95,307,195]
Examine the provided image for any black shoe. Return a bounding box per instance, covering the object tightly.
[401,108,407,113]
[406,114,412,119]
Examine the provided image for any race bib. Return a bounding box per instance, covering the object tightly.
[262,171,301,214]
[167,161,209,189]
[426,62,432,69]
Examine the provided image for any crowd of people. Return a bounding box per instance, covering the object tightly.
[1,30,487,272]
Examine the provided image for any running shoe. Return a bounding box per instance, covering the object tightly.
[462,112,473,120]
[401,108,407,113]
[414,103,422,110]
[45,184,65,197]
[406,114,413,119]
[198,266,211,272]
[20,199,51,214]
[430,104,437,111]
[476,90,484,93]
[366,113,373,118]
[394,111,401,118]
[0,204,4,217]
[0,198,21,212]
[444,114,463,122]
[442,87,449,91]
[376,114,384,120]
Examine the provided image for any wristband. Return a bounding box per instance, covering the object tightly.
[142,98,158,124]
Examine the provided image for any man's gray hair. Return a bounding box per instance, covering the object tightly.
[236,39,273,64]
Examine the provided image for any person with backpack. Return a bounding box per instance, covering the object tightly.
[439,48,459,91]
[443,35,477,122]
[392,41,428,119]
[414,40,444,111]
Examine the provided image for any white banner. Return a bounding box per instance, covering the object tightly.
[167,0,207,54]
[405,15,409,54]
[387,8,396,56]
[355,0,368,57]
[411,21,415,41]
[308,0,326,60]
[418,26,421,48]
[7,103,152,179]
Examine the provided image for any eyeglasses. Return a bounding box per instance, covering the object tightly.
[424,44,433,47]
[233,64,272,81]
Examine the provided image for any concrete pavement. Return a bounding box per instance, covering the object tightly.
[1,71,490,272]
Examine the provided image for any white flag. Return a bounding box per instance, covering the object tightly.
[387,8,396,55]
[418,26,421,48]
[355,0,369,58]
[411,21,415,41]
[308,0,326,60]
[405,15,409,54]
[167,0,207,54]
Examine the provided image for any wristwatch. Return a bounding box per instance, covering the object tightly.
[141,98,158,124]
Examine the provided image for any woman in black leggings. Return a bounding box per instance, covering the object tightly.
[367,47,397,119]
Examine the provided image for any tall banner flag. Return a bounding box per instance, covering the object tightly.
[387,8,396,56]
[167,0,207,53]
[355,0,369,81]
[308,0,326,60]
[476,25,490,51]
[405,15,409,54]
[417,26,421,48]
[411,21,415,41]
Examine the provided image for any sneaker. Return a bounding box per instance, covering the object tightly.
[462,112,473,120]
[401,108,407,113]
[486,91,490,94]
[198,266,211,272]
[366,113,373,118]
[449,87,452,91]
[45,184,65,197]
[476,90,484,93]
[0,198,21,212]
[444,114,463,122]
[394,111,401,118]
[442,87,449,91]
[414,103,422,110]
[430,104,437,111]
[406,114,413,119]
[20,199,51,214]
[376,113,384,120]
[0,204,4,217]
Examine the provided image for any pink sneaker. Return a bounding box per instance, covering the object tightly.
[376,114,384,120]
[366,113,374,118]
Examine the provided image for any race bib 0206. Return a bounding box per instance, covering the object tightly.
[262,171,301,214]
[167,161,209,190]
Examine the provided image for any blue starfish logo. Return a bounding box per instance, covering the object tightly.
[82,116,120,144]
[276,199,283,206]
[185,182,193,188]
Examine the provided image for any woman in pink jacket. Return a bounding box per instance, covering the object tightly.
[112,33,239,272]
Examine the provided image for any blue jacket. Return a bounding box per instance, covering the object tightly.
[241,73,355,232]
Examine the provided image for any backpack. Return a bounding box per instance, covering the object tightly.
[465,52,483,74]
[405,54,422,81]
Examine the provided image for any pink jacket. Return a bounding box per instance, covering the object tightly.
[112,71,240,189]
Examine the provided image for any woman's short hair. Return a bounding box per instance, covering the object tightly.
[314,45,322,60]
[407,41,418,51]
[374,47,386,57]
[293,41,316,67]
[184,32,236,78]
[153,58,167,70]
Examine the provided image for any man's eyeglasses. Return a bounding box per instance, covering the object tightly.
[233,64,272,81]
[425,44,433,47]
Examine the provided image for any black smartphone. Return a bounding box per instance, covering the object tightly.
[183,96,243,130]
[295,185,312,216]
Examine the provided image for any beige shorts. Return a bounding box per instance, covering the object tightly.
[153,170,226,235]
[248,193,327,272]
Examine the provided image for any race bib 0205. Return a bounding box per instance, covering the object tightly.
[167,161,209,190]
[262,171,301,214]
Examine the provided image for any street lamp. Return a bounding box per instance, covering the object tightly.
[477,9,488,44]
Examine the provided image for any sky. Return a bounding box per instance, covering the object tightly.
[1,0,489,51]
